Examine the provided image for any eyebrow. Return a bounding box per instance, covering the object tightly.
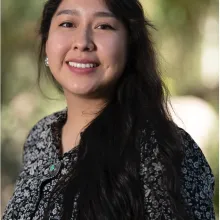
[56,9,116,18]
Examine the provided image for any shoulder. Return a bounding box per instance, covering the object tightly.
[177,128,203,156]
[177,128,212,172]
[24,109,66,144]
[178,128,215,218]
[178,127,214,184]
[22,108,67,164]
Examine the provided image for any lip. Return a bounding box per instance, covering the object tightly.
[66,60,99,74]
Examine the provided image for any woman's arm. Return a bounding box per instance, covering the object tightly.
[180,129,215,220]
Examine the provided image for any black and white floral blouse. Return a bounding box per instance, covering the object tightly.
[3,109,215,220]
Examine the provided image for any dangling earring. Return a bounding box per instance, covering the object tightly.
[45,57,49,67]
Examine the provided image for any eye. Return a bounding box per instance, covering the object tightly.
[59,22,74,28]
[97,24,115,30]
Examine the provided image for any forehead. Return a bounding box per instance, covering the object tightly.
[57,0,111,15]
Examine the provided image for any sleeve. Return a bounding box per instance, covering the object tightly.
[13,117,45,177]
[2,119,44,218]
[179,129,215,220]
[22,112,59,165]
[22,120,43,166]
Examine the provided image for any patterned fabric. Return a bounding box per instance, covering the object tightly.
[3,108,215,220]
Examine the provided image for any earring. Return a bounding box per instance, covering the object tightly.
[45,57,49,66]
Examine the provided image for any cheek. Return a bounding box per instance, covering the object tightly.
[46,32,72,63]
[97,35,127,68]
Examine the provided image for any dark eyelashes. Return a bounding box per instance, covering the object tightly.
[97,24,115,30]
[58,22,115,30]
[59,22,73,28]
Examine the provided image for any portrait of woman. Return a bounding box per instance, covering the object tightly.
[3,0,216,219]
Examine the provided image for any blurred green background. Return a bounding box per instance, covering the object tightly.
[2,0,219,217]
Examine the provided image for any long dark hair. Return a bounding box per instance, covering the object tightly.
[38,0,188,219]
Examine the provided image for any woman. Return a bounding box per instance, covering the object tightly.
[3,0,215,219]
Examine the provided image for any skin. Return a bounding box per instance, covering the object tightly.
[45,0,128,154]
[46,0,128,99]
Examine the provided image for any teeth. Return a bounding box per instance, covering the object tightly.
[68,62,97,68]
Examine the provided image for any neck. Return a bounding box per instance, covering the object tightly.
[64,91,107,132]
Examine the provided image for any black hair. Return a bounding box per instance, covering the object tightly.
[38,0,189,219]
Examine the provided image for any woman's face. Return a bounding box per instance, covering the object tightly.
[46,0,128,98]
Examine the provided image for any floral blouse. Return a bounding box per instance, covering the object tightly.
[3,109,215,220]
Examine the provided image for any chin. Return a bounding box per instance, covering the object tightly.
[64,85,99,97]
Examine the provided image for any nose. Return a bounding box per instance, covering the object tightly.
[72,27,95,52]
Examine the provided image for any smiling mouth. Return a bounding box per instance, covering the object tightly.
[67,61,99,69]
